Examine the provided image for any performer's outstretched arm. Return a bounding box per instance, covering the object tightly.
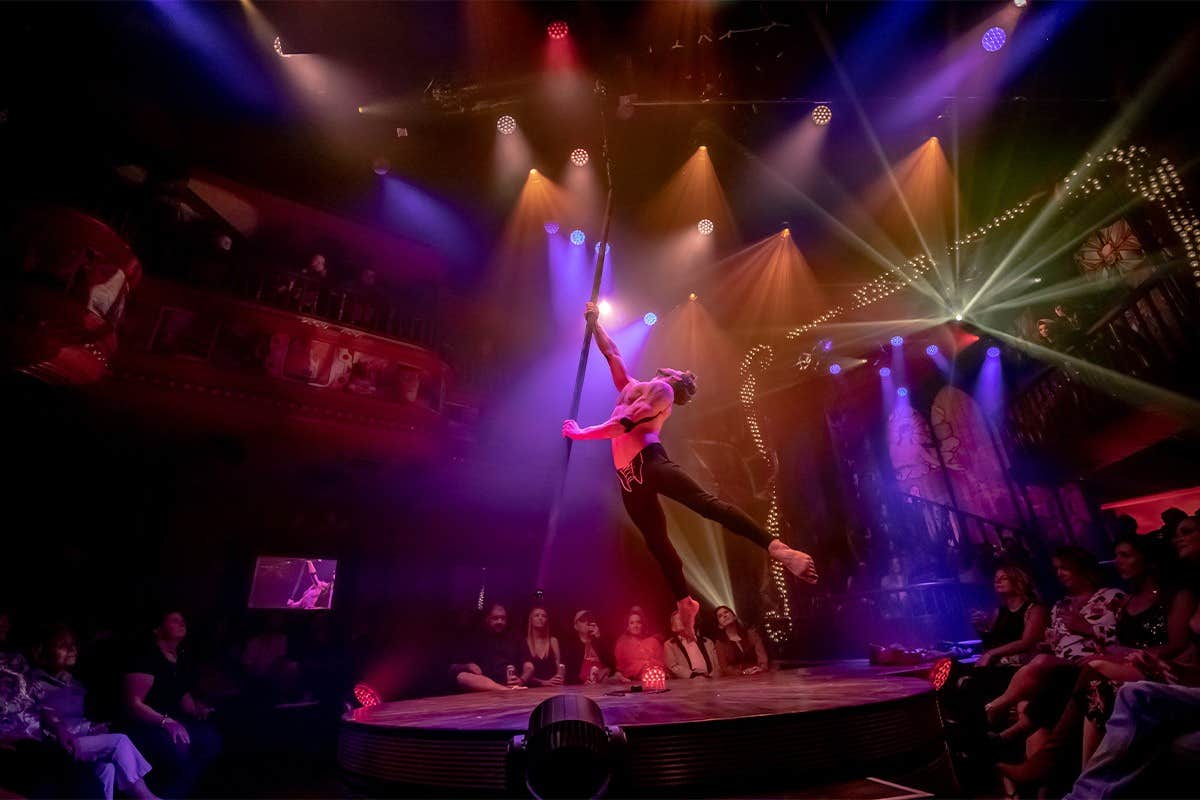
[586,302,630,391]
[563,385,670,441]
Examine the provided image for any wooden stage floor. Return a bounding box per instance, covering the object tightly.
[337,661,958,796]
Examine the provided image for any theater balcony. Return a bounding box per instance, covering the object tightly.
[1005,259,1200,477]
[4,199,478,462]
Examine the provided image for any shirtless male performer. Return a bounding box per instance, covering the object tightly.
[562,302,818,639]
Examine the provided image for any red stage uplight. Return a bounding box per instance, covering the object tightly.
[547,20,569,40]
[354,682,382,708]
[929,658,953,691]
[641,665,668,691]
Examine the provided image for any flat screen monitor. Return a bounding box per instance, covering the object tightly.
[248,557,337,610]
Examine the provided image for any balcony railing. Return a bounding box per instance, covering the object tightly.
[1007,262,1200,464]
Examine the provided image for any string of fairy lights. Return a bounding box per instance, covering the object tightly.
[740,143,1195,641]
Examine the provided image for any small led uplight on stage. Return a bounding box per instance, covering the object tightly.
[544,221,560,235]
[643,312,657,327]
[697,218,714,236]
[811,104,832,126]
[890,336,904,347]
[594,242,610,256]
[981,26,1007,52]
[497,115,517,135]
[570,148,590,167]
[547,20,569,40]
[828,363,842,375]
[879,367,892,377]
[506,694,628,800]
[898,387,909,397]
[987,346,1002,359]
[273,36,285,57]
[925,344,939,357]
[353,682,381,709]
[570,229,586,246]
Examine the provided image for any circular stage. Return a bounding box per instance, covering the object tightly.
[337,662,957,796]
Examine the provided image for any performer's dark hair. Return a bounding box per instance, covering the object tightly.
[714,605,748,640]
[669,371,697,405]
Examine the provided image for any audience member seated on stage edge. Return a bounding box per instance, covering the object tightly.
[664,611,719,679]
[714,606,769,676]
[614,610,664,681]
[997,521,1200,793]
[973,564,1049,669]
[983,546,1124,733]
[449,603,525,692]
[122,610,221,798]
[520,606,563,687]
[560,610,614,685]
[30,624,159,800]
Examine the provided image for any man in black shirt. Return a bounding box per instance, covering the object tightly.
[449,604,526,692]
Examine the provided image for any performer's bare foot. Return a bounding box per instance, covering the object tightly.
[768,539,819,584]
[676,596,700,640]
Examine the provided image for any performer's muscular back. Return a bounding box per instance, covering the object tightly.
[609,379,673,469]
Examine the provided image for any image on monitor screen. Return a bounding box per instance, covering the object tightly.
[249,557,337,610]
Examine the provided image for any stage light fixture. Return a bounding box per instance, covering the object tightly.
[820,339,833,352]
[594,241,611,255]
[811,104,832,126]
[597,300,612,318]
[372,157,390,176]
[897,387,909,397]
[697,218,714,236]
[1013,0,1027,7]
[890,336,904,347]
[987,346,1001,359]
[828,364,842,375]
[544,222,559,235]
[547,20,569,40]
[570,229,586,246]
[507,694,624,800]
[357,106,366,114]
[930,658,953,691]
[925,344,939,356]
[273,36,284,57]
[643,312,657,326]
[879,367,892,377]
[688,292,698,302]
[570,148,590,167]
[497,115,517,135]
[641,666,668,692]
[981,26,1007,52]
[353,682,381,708]
[954,313,964,321]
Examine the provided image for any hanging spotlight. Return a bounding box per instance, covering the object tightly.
[496,115,517,135]
[879,367,892,377]
[925,344,939,356]
[987,346,1002,359]
[828,364,842,375]
[569,229,586,246]
[372,157,390,176]
[547,20,569,40]
[544,222,560,235]
[643,312,658,326]
[697,218,714,236]
[811,104,832,126]
[570,148,590,167]
[981,26,1007,52]
[890,336,904,347]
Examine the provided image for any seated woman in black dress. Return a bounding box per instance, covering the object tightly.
[519,606,563,687]
[714,606,769,676]
[974,564,1048,668]
[122,610,221,799]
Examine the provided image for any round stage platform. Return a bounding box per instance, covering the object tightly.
[337,662,957,796]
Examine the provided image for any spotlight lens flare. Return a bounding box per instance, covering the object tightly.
[496,115,517,135]
[890,336,904,347]
[955,313,964,321]
[697,218,714,236]
[569,229,586,246]
[987,346,1002,359]
[547,20,569,40]
[828,364,842,375]
[594,241,611,255]
[898,387,909,397]
[643,312,658,326]
[544,221,559,235]
[597,300,612,317]
[688,292,698,302]
[879,367,892,377]
[981,26,1007,52]
[570,148,590,167]
[811,104,832,126]
[925,344,939,356]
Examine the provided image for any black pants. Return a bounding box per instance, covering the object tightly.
[619,443,774,600]
[125,719,221,799]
